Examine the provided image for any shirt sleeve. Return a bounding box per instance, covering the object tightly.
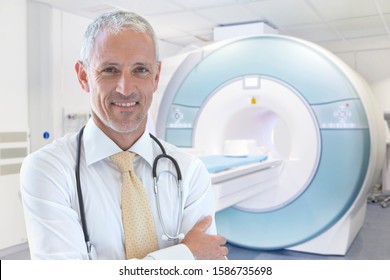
[20,150,89,260]
[144,244,195,260]
[180,156,217,235]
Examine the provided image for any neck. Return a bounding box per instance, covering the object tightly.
[92,115,146,151]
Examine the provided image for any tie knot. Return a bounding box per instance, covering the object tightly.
[110,151,136,173]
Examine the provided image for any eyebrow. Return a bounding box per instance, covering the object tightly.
[98,62,121,68]
[97,61,154,69]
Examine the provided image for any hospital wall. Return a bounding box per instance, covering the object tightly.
[0,0,389,254]
[0,1,28,131]
[337,49,390,120]
[0,0,29,253]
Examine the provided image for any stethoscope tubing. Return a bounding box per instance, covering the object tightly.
[75,126,184,256]
[76,126,90,249]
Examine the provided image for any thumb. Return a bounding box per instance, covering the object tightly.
[193,215,213,232]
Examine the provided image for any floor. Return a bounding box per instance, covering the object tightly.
[2,203,390,260]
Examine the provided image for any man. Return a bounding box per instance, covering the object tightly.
[20,10,227,260]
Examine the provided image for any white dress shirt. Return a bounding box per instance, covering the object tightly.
[20,119,216,260]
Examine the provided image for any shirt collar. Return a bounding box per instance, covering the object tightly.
[83,119,155,168]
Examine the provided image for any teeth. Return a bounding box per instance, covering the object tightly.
[114,102,136,107]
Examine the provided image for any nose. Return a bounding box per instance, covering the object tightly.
[116,71,137,96]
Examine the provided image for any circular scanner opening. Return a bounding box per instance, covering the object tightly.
[194,77,320,212]
[224,107,291,159]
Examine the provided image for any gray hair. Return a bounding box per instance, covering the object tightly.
[80,10,159,67]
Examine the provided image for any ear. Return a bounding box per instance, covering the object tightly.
[75,61,90,93]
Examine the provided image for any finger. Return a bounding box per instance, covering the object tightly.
[222,246,229,256]
[218,249,229,260]
[215,253,228,260]
[219,235,227,246]
[193,215,212,232]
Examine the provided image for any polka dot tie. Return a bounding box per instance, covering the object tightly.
[110,151,158,259]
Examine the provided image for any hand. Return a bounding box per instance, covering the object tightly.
[181,215,228,260]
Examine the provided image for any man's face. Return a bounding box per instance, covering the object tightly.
[78,29,160,136]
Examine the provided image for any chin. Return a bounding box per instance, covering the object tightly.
[94,112,146,135]
[109,124,139,134]
[109,119,146,134]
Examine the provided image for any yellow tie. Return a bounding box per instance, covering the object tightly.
[110,151,158,259]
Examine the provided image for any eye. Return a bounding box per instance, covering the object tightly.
[133,66,150,74]
[103,67,119,74]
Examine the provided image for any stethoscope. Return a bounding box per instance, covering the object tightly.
[75,126,185,259]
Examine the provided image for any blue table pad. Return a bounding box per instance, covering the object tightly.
[200,155,268,173]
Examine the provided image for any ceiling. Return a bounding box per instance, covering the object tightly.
[32,0,390,53]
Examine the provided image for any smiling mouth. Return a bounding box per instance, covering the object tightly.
[113,101,137,107]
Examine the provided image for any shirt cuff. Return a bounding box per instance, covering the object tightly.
[145,244,195,260]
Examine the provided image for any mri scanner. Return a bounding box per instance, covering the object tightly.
[152,35,386,255]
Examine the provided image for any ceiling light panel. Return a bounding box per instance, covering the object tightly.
[245,0,322,26]
[309,0,378,21]
[147,11,215,31]
[376,0,390,13]
[99,0,183,15]
[329,16,387,39]
[145,18,189,39]
[167,0,237,9]
[283,23,340,42]
[197,4,261,25]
